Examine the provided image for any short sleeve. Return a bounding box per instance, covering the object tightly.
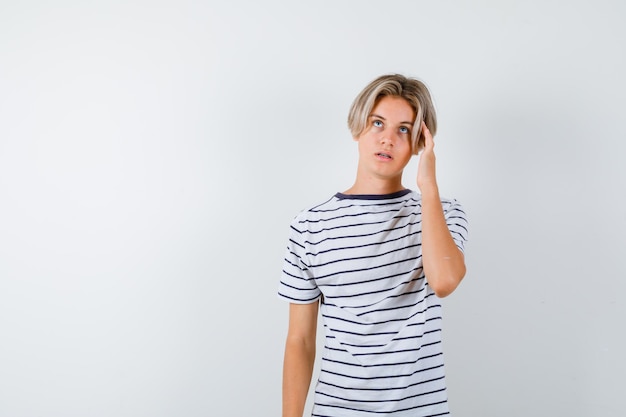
[443,199,469,253]
[277,220,322,304]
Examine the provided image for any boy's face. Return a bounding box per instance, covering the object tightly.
[355,96,415,182]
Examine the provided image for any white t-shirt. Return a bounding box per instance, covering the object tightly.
[278,189,469,417]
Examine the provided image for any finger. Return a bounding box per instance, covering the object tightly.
[421,121,434,149]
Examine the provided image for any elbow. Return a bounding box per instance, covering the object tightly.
[429,266,466,298]
[431,283,456,298]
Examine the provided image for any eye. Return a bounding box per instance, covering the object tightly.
[372,120,383,128]
[399,126,410,134]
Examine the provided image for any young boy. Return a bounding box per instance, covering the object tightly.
[278,74,468,417]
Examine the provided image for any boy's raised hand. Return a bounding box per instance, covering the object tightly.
[417,121,437,191]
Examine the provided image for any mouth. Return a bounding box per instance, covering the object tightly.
[376,152,392,160]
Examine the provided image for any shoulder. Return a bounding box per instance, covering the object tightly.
[413,190,466,218]
[438,196,468,231]
[439,196,466,214]
[289,194,341,227]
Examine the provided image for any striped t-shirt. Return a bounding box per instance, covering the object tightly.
[278,189,468,417]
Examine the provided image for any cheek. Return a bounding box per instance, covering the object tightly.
[358,132,377,146]
[400,137,412,149]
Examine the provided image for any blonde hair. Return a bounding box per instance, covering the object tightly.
[347,74,437,155]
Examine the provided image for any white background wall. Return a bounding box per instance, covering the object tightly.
[1,1,625,416]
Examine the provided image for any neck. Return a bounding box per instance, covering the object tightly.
[343,174,406,195]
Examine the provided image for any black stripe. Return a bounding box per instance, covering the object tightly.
[277,292,320,303]
[315,386,446,404]
[306,230,422,257]
[319,352,443,380]
[319,267,422,290]
[313,255,422,281]
[312,399,448,415]
[304,219,422,246]
[317,371,444,392]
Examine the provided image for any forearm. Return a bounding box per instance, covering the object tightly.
[282,336,316,417]
[420,184,466,297]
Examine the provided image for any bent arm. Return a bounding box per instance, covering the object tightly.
[420,185,466,298]
[417,122,466,298]
[283,300,319,417]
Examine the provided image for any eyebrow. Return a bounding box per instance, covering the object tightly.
[369,114,413,125]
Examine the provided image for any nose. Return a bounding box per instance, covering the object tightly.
[380,133,394,147]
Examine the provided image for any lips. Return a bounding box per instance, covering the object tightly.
[376,152,392,160]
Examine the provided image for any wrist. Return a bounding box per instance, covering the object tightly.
[417,181,439,197]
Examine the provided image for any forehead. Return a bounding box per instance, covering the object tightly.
[370,96,415,121]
